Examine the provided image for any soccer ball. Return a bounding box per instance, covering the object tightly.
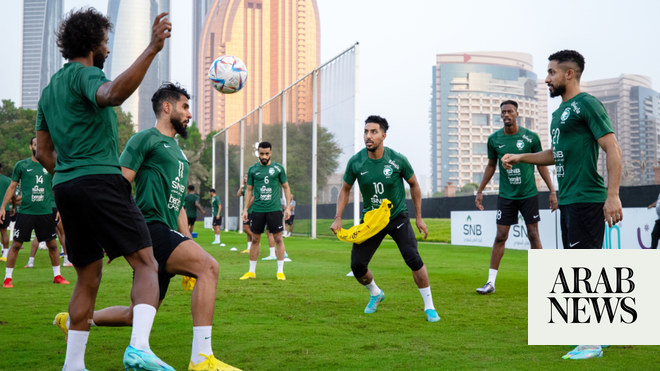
[208,55,248,94]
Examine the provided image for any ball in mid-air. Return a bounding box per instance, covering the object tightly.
[208,55,248,94]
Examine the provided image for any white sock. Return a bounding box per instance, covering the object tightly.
[214,234,220,242]
[5,267,13,279]
[191,326,213,364]
[249,260,257,274]
[419,286,435,310]
[247,241,252,250]
[28,257,35,265]
[277,260,284,274]
[63,255,70,264]
[63,330,88,371]
[130,304,157,351]
[365,280,381,296]
[53,265,61,277]
[1,248,7,258]
[269,247,275,257]
[488,269,498,285]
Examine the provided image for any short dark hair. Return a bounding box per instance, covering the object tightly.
[365,115,389,132]
[188,185,195,191]
[30,137,37,146]
[57,8,113,60]
[548,50,585,80]
[500,100,518,110]
[209,188,216,193]
[152,82,191,117]
[258,142,272,150]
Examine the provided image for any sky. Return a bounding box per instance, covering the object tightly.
[1,0,659,186]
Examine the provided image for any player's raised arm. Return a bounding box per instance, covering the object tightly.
[501,149,555,170]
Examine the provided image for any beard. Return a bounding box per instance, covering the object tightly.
[32,149,36,157]
[171,116,189,139]
[93,51,106,69]
[549,84,566,98]
[259,157,269,165]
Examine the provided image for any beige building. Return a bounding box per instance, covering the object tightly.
[431,52,549,194]
[195,0,321,139]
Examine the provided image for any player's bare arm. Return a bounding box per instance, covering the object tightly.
[177,207,192,238]
[407,174,428,240]
[330,182,353,234]
[96,13,171,107]
[121,167,137,183]
[0,181,18,222]
[35,130,57,175]
[537,165,558,211]
[281,182,292,221]
[475,158,497,211]
[598,133,623,227]
[242,185,254,222]
[501,149,555,170]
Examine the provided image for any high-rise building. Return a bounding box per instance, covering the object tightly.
[106,0,170,132]
[431,52,549,194]
[582,75,660,185]
[21,0,63,109]
[192,0,213,126]
[195,0,320,138]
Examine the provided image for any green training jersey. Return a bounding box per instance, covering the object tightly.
[247,161,288,213]
[211,195,222,217]
[487,126,542,200]
[36,62,122,186]
[11,158,53,215]
[119,127,189,230]
[184,194,200,218]
[0,174,11,211]
[343,147,414,220]
[550,93,613,205]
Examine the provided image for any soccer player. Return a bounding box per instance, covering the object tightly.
[502,50,623,360]
[184,185,205,234]
[474,100,557,295]
[0,138,68,287]
[0,163,12,261]
[209,188,225,246]
[330,115,440,322]
[282,194,296,237]
[35,8,173,370]
[240,142,292,280]
[237,175,253,253]
[54,83,240,371]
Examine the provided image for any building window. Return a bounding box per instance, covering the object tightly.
[472,143,487,155]
[473,114,489,126]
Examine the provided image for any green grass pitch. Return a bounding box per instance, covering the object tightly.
[1,223,658,370]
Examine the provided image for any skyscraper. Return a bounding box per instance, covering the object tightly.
[582,75,660,185]
[106,0,170,132]
[192,0,213,126]
[195,0,320,137]
[430,52,548,194]
[21,0,63,109]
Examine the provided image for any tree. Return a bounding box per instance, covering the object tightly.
[0,100,37,176]
[115,106,136,153]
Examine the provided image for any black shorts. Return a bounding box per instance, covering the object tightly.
[147,222,190,300]
[285,214,295,225]
[212,216,222,227]
[187,216,196,226]
[243,213,252,226]
[0,210,10,229]
[496,195,540,226]
[12,213,57,242]
[53,174,152,267]
[559,202,605,249]
[250,211,284,234]
[350,213,424,278]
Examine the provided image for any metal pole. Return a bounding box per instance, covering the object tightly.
[239,119,245,233]
[224,130,229,232]
[311,70,318,239]
[353,44,360,226]
[282,91,287,170]
[212,137,216,189]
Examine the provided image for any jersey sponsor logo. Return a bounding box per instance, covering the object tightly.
[522,134,533,144]
[571,101,581,114]
[516,140,524,150]
[387,159,400,170]
[383,165,393,178]
[560,107,571,123]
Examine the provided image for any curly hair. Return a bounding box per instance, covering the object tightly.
[365,115,389,132]
[56,8,113,60]
[151,82,191,117]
